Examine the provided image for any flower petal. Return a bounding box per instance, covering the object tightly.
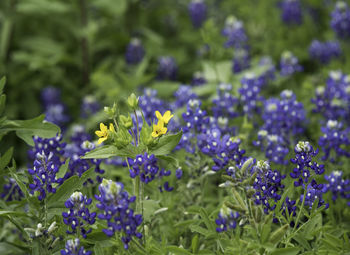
[97,137,108,144]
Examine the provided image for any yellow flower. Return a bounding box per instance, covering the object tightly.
[152,120,167,138]
[155,110,174,124]
[95,123,115,144]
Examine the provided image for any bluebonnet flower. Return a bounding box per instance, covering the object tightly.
[212,83,239,119]
[172,85,197,109]
[280,51,302,76]
[188,0,207,29]
[45,104,70,128]
[253,160,286,214]
[301,180,329,209]
[222,16,248,48]
[191,71,207,86]
[280,0,303,25]
[290,141,325,187]
[182,99,209,133]
[81,95,100,118]
[61,238,92,255]
[125,38,145,65]
[176,130,196,153]
[215,206,240,232]
[253,130,289,165]
[239,73,265,118]
[319,120,350,161]
[127,153,159,183]
[323,170,350,203]
[41,86,61,107]
[175,168,183,179]
[1,177,24,201]
[280,197,297,220]
[139,89,167,123]
[311,71,350,121]
[62,192,96,238]
[28,151,62,201]
[258,56,276,84]
[232,48,250,73]
[197,129,246,172]
[331,1,350,39]
[309,40,341,64]
[262,90,306,137]
[157,56,177,80]
[95,179,142,249]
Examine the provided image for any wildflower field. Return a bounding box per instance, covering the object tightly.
[1,0,350,254]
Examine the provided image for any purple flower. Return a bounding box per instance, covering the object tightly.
[232,48,250,73]
[280,51,302,76]
[222,16,248,48]
[157,56,177,80]
[331,1,350,39]
[215,206,240,232]
[290,141,325,187]
[188,0,207,29]
[81,95,100,118]
[62,192,96,238]
[61,238,92,255]
[127,153,159,184]
[28,151,62,201]
[1,178,24,201]
[125,38,145,65]
[280,0,303,25]
[324,171,350,203]
[212,83,239,119]
[95,179,142,249]
[191,71,207,86]
[301,180,329,209]
[309,40,341,64]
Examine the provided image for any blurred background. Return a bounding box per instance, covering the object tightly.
[0,0,348,162]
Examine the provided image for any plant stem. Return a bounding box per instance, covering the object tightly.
[293,183,308,232]
[134,110,140,146]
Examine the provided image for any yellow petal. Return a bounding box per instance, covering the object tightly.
[100,123,107,132]
[109,123,115,132]
[155,111,162,120]
[97,137,107,144]
[164,111,171,119]
[151,131,159,138]
[95,131,104,137]
[161,127,167,135]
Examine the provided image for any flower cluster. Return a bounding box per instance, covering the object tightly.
[41,86,69,129]
[191,71,207,86]
[128,153,159,183]
[61,238,92,255]
[125,38,145,65]
[215,206,240,232]
[28,151,62,201]
[182,99,209,133]
[318,120,350,161]
[290,141,325,187]
[139,89,167,123]
[280,0,303,25]
[311,71,350,121]
[1,178,24,201]
[323,171,350,206]
[331,1,350,39]
[323,171,350,204]
[280,51,302,76]
[309,40,341,64]
[188,0,207,29]
[253,161,286,214]
[253,131,289,165]
[232,48,250,73]
[81,95,100,118]
[301,180,328,209]
[212,83,239,119]
[157,56,177,80]
[95,179,142,249]
[222,16,248,49]
[172,85,197,109]
[238,73,265,119]
[62,192,96,238]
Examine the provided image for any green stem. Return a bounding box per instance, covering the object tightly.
[134,110,140,146]
[293,183,308,232]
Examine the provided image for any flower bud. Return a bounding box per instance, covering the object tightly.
[104,103,117,119]
[127,93,139,110]
[119,114,133,129]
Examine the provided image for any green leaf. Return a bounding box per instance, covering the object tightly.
[0,242,27,255]
[0,147,13,171]
[189,225,212,238]
[82,144,142,159]
[56,159,69,179]
[0,210,28,217]
[47,168,95,207]
[0,77,6,94]
[166,246,193,255]
[143,199,160,222]
[191,234,199,254]
[157,155,179,168]
[0,94,6,115]
[93,243,104,255]
[3,115,60,146]
[270,247,300,255]
[148,131,182,156]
